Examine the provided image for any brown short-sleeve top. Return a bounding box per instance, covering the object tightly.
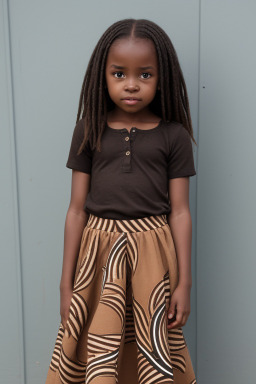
[66,118,196,219]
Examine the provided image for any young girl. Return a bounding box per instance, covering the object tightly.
[45,18,197,384]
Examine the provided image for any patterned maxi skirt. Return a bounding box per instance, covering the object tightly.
[45,213,197,384]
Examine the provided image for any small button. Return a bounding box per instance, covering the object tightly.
[132,129,136,132]
[126,151,130,156]
[125,136,129,141]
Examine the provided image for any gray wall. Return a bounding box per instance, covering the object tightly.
[197,1,256,383]
[0,1,255,383]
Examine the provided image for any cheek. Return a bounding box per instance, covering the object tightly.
[144,83,158,97]
[107,85,120,100]
[108,83,119,92]
[108,81,122,93]
[105,72,115,84]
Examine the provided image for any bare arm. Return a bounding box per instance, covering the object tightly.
[167,177,192,288]
[166,177,193,328]
[60,170,91,290]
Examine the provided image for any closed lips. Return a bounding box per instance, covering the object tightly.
[122,98,141,100]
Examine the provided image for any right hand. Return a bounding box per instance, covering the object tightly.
[60,285,73,330]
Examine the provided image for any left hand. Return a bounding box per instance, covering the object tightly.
[166,283,191,329]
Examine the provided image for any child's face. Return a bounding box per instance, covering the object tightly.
[105,37,159,117]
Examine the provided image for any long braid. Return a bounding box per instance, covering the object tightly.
[138,21,195,141]
[76,18,197,156]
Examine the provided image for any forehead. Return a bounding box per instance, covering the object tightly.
[106,38,158,67]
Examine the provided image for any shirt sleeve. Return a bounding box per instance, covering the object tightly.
[167,124,196,179]
[66,119,92,174]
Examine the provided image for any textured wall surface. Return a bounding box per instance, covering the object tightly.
[197,1,256,383]
[1,1,255,383]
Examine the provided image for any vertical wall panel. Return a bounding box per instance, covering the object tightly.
[197,1,256,382]
[0,1,25,383]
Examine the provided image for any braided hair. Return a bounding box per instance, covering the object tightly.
[76,18,197,154]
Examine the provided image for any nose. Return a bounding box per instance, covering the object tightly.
[125,77,139,92]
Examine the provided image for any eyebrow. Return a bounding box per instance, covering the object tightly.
[110,65,155,70]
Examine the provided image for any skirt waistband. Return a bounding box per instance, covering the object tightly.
[86,213,168,233]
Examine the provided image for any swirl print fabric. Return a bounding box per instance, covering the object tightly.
[45,213,197,384]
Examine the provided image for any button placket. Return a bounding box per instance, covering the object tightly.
[121,129,133,172]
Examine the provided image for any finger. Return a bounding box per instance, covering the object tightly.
[167,314,178,329]
[167,302,177,320]
[168,310,184,329]
[167,319,180,329]
[175,310,183,325]
[180,314,187,327]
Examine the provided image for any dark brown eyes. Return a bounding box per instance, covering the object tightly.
[112,71,152,79]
